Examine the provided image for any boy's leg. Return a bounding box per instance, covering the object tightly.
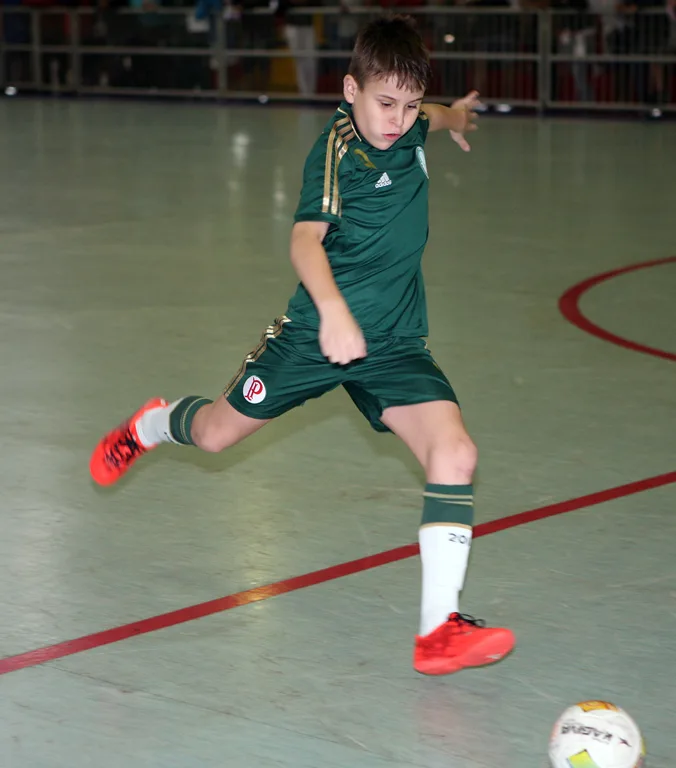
[381,399,515,675]
[90,316,343,486]
[137,394,272,453]
[90,394,269,486]
[90,317,286,485]
[380,400,476,632]
[344,339,514,675]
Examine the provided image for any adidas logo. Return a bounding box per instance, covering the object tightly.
[374,172,392,189]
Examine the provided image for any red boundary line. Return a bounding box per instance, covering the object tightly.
[1,470,675,677]
[559,255,676,363]
[2,257,674,677]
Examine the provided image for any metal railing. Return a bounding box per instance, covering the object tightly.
[1,5,674,112]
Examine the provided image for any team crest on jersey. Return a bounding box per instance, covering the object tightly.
[242,375,266,404]
[416,146,429,178]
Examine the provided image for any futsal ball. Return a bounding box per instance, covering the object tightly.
[548,701,645,768]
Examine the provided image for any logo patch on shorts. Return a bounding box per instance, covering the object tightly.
[243,375,266,404]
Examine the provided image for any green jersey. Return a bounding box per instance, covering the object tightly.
[286,102,431,338]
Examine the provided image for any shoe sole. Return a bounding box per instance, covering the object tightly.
[414,630,515,676]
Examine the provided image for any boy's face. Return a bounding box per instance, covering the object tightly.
[343,74,425,150]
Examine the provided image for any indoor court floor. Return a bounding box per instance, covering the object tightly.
[0,98,674,767]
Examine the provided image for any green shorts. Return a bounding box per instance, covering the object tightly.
[224,317,458,433]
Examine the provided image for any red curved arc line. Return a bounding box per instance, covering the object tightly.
[1,469,675,677]
[559,255,676,363]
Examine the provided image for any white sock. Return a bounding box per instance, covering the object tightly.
[135,399,182,448]
[418,524,472,636]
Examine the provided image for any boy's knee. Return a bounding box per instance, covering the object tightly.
[448,437,478,477]
[427,436,478,483]
[193,432,226,453]
[191,422,232,453]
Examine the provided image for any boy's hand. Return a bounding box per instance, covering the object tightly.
[319,301,367,365]
[449,90,481,152]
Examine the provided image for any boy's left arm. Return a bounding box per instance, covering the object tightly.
[423,90,481,153]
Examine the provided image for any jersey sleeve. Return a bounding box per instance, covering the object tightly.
[293,131,352,226]
[416,110,431,144]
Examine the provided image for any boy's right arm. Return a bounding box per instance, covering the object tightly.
[290,221,367,365]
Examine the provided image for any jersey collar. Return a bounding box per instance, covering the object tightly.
[336,102,364,144]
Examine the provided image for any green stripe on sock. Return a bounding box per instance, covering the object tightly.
[169,396,212,445]
[421,483,474,527]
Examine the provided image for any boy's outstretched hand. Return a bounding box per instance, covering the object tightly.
[449,90,482,152]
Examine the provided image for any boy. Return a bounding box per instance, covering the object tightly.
[90,15,515,676]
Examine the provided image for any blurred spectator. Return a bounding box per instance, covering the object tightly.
[128,0,164,36]
[336,0,359,50]
[187,0,226,34]
[428,0,473,97]
[275,0,317,95]
[232,0,276,91]
[648,0,676,103]
[459,0,525,101]
[1,0,31,82]
[87,0,125,86]
[599,0,642,102]
[556,0,596,101]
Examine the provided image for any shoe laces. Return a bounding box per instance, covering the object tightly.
[420,612,487,650]
[448,612,486,630]
[104,426,143,469]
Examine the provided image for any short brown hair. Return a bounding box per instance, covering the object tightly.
[348,15,432,93]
